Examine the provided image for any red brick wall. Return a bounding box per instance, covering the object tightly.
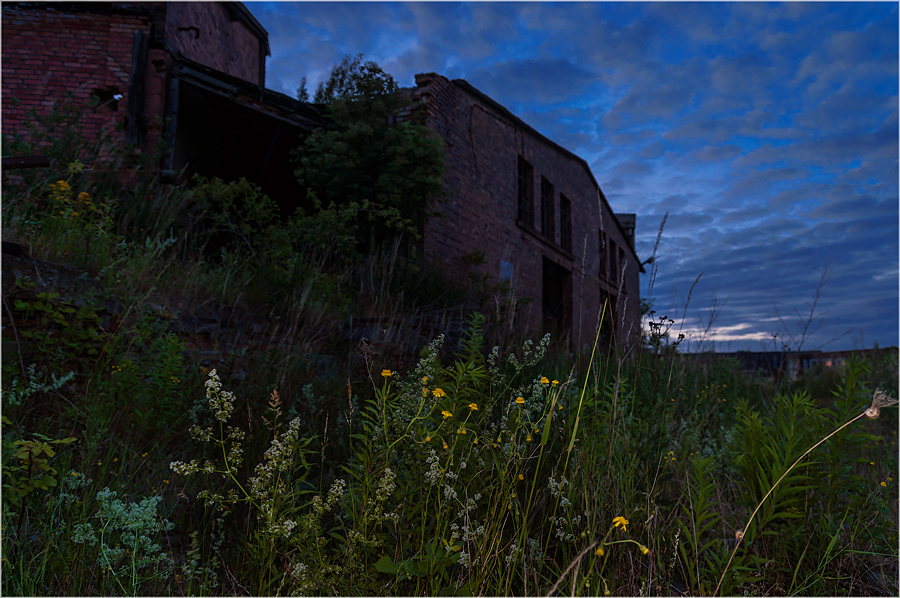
[2,5,148,148]
[413,74,641,346]
[164,3,262,86]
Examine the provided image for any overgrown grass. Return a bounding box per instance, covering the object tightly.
[2,100,898,596]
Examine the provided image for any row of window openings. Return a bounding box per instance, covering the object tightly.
[518,156,625,288]
[517,156,572,252]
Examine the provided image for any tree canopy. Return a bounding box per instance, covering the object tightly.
[293,55,445,253]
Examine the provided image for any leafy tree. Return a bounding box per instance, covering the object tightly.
[293,54,445,253]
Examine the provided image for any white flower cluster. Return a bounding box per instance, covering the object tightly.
[547,475,568,497]
[424,448,443,486]
[205,369,236,422]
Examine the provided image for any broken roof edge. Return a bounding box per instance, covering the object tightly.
[170,54,326,130]
[419,74,644,273]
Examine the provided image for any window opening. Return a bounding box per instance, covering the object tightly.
[541,176,555,240]
[560,195,572,252]
[517,156,534,228]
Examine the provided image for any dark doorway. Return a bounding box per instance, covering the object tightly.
[542,257,572,334]
[598,288,618,348]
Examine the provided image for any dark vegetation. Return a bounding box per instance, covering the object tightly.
[2,57,897,596]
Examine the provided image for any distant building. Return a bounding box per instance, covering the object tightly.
[694,347,898,380]
[408,74,643,346]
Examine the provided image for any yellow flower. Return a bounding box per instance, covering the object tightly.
[425,436,431,442]
[518,473,524,480]
[468,403,478,411]
[433,388,446,398]
[515,396,525,405]
[422,376,429,383]
[442,410,452,419]
[881,481,887,487]
[613,516,629,532]
[381,369,392,378]
[526,435,532,442]
[77,192,90,202]
[595,546,604,557]
[540,376,549,384]
[552,379,559,386]
[473,438,478,445]
[639,544,650,555]
[442,442,449,449]
[457,427,466,435]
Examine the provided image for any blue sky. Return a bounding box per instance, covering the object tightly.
[247,1,898,352]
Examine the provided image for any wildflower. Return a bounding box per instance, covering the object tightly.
[381,369,392,378]
[473,438,478,445]
[141,452,148,458]
[433,388,446,398]
[426,435,431,442]
[422,376,429,383]
[163,479,170,485]
[541,376,549,384]
[613,516,629,532]
[881,481,887,487]
[468,403,478,411]
[639,544,650,555]
[516,396,525,405]
[552,379,559,386]
[442,410,452,419]
[442,442,449,450]
[518,474,524,481]
[457,426,466,435]
[595,546,604,557]
[526,435,532,442]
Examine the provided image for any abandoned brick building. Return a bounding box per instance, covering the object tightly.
[409,74,642,346]
[2,1,643,347]
[2,1,321,204]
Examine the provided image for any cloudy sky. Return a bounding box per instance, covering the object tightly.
[247,1,898,352]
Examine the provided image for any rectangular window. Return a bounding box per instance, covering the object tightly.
[517,156,534,228]
[560,195,571,252]
[609,239,618,284]
[541,176,555,239]
[599,231,607,279]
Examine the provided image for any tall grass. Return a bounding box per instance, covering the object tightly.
[3,100,898,596]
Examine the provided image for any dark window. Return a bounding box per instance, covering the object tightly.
[541,176,555,239]
[599,230,607,279]
[542,257,572,333]
[517,156,534,228]
[560,195,572,252]
[609,239,618,284]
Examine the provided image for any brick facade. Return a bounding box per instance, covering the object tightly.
[2,5,149,143]
[411,74,642,347]
[2,2,267,152]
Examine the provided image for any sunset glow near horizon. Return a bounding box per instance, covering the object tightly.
[247,1,898,352]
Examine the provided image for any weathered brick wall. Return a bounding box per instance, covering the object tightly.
[1,5,148,147]
[164,3,262,86]
[413,73,641,346]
